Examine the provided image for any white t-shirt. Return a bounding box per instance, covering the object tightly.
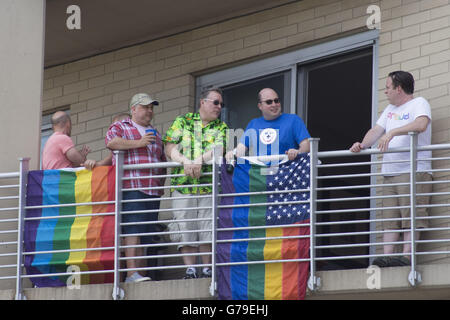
[131,120,152,137]
[376,97,432,176]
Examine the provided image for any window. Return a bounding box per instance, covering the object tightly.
[197,30,379,129]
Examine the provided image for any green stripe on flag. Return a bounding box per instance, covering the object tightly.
[50,171,76,276]
[247,166,266,300]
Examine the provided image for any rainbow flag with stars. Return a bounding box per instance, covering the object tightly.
[24,166,116,287]
[217,154,310,300]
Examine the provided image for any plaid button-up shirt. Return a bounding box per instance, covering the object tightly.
[106,118,166,196]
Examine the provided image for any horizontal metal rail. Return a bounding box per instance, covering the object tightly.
[0,139,449,300]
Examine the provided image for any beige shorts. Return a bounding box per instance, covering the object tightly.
[382,173,432,230]
[168,190,213,249]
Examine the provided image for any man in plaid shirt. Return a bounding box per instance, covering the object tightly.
[106,93,166,283]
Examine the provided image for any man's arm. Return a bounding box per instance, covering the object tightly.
[65,146,90,167]
[377,116,430,152]
[350,125,385,153]
[82,153,113,170]
[286,138,310,160]
[165,142,202,179]
[225,143,247,163]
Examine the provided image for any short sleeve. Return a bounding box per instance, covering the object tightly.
[59,135,75,154]
[240,119,256,149]
[162,116,185,144]
[413,97,431,120]
[293,115,310,144]
[376,107,390,129]
[105,122,124,145]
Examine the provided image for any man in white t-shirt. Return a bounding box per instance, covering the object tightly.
[350,71,432,267]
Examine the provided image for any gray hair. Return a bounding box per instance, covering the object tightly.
[200,87,223,100]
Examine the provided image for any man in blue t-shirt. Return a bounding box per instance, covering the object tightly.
[226,88,310,163]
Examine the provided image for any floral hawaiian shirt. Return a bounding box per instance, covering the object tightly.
[162,112,228,194]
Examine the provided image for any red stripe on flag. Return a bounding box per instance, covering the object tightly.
[281,220,310,300]
[84,167,108,283]
[99,166,116,283]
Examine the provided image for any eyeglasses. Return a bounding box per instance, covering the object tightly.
[203,98,224,107]
[260,98,280,105]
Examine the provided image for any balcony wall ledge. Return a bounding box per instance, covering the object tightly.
[2,264,450,300]
[0,278,212,300]
[307,263,450,299]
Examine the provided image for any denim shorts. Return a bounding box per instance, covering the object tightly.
[121,191,160,238]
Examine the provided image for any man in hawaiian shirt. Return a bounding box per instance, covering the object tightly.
[163,87,228,279]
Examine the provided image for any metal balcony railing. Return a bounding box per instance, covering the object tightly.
[0,133,449,300]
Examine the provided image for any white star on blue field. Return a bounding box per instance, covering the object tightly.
[265,155,310,225]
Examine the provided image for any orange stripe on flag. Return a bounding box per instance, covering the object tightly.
[281,226,300,299]
[83,167,109,283]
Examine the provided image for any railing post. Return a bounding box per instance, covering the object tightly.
[112,151,125,300]
[209,146,220,297]
[307,138,321,292]
[408,132,421,286]
[15,158,29,300]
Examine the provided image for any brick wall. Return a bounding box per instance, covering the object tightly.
[42,0,450,163]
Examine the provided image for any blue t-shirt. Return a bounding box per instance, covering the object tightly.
[240,113,310,157]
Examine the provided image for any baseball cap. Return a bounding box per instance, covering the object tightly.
[130,93,159,108]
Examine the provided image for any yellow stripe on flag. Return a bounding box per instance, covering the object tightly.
[66,169,92,284]
[264,227,283,300]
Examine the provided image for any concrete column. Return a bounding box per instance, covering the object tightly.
[0,0,45,172]
[0,0,45,291]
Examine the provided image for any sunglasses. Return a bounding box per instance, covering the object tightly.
[260,98,280,105]
[203,98,224,107]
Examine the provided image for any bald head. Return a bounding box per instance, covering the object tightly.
[51,111,72,135]
[258,88,277,102]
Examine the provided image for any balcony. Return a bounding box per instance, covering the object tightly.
[0,133,450,300]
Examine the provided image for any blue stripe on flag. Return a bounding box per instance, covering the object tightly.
[32,170,60,272]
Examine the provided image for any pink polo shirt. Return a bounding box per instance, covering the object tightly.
[42,132,75,170]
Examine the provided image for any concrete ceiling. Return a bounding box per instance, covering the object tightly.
[45,0,299,68]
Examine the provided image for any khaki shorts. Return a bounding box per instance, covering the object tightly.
[168,190,213,249]
[382,173,432,230]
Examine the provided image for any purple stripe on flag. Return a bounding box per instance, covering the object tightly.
[217,164,235,300]
[24,171,44,281]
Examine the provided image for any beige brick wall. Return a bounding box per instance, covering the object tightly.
[42,0,450,162]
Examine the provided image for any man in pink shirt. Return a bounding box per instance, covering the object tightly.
[42,111,91,170]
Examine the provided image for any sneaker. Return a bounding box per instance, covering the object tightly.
[201,268,212,278]
[125,272,151,283]
[183,267,198,279]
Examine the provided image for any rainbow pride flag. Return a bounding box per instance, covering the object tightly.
[218,154,310,300]
[24,166,116,287]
